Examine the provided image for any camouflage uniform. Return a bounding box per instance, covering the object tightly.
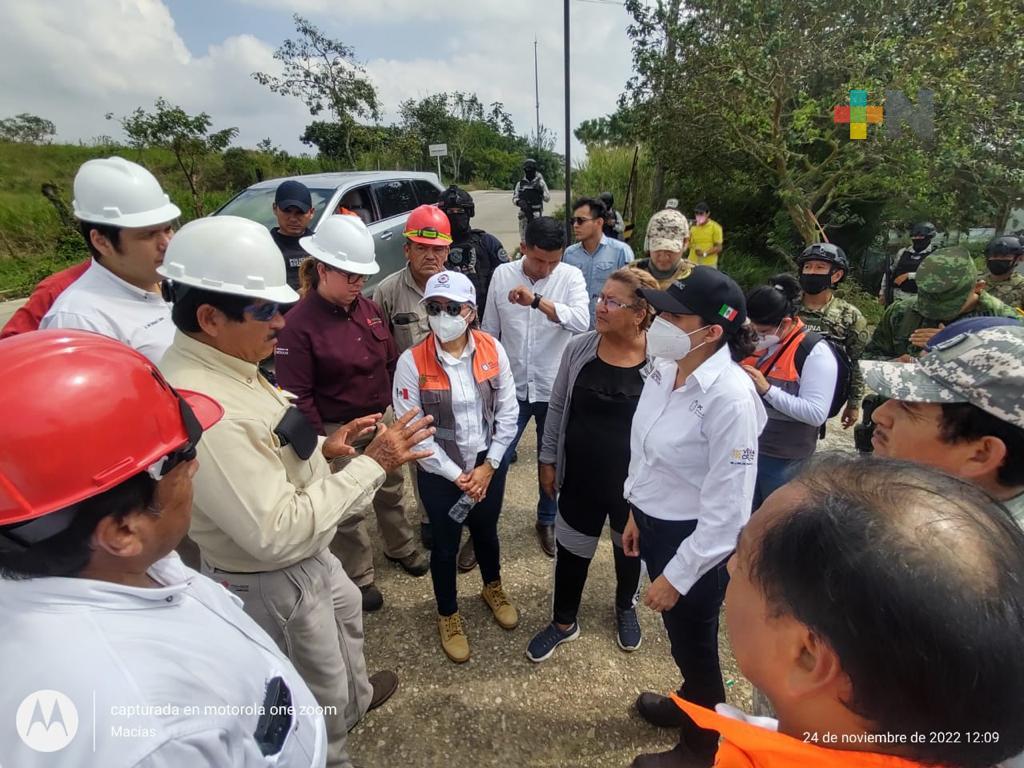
[798,296,869,409]
[865,247,1020,361]
[862,324,1024,525]
[633,208,692,289]
[984,271,1024,311]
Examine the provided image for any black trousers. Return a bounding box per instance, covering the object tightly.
[634,506,729,757]
[417,452,509,617]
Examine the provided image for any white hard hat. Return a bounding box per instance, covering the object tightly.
[158,216,300,304]
[300,215,380,275]
[73,157,181,228]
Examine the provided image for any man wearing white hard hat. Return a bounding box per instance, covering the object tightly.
[39,156,180,362]
[158,216,436,768]
[275,216,428,614]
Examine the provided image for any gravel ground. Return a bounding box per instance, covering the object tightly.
[347,416,857,768]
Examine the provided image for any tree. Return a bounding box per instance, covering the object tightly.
[108,98,237,216]
[0,113,56,144]
[253,15,379,166]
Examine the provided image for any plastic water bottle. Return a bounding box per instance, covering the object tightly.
[448,493,475,523]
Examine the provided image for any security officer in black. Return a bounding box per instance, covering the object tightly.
[879,221,939,306]
[437,185,509,318]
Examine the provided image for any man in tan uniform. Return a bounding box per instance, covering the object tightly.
[159,215,435,768]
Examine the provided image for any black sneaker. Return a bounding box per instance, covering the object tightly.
[360,583,384,612]
[525,621,580,662]
[635,692,687,728]
[616,606,642,651]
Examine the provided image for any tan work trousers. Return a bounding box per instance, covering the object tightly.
[325,406,415,586]
[203,549,371,768]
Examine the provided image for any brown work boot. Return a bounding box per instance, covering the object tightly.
[367,670,399,711]
[438,612,470,663]
[387,548,429,577]
[481,580,519,630]
[457,535,477,572]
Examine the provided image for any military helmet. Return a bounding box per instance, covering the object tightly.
[797,242,849,277]
[911,221,937,238]
[985,235,1024,257]
[437,184,475,217]
[599,191,614,208]
[523,158,538,170]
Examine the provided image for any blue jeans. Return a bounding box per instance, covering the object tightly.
[752,454,802,511]
[503,399,558,525]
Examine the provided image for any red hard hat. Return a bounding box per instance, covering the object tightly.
[403,204,452,245]
[0,330,223,528]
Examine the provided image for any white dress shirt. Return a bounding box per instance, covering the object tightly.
[393,333,519,482]
[40,260,173,363]
[759,339,839,426]
[625,346,767,595]
[0,553,325,767]
[481,260,590,403]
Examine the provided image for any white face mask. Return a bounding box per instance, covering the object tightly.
[428,312,469,343]
[646,316,709,361]
[754,320,784,352]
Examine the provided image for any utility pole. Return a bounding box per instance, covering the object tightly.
[563,0,571,241]
[534,38,541,152]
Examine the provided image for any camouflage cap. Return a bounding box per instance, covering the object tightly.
[915,246,978,322]
[646,209,690,253]
[862,325,1024,428]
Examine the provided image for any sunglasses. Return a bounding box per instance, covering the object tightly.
[328,266,367,285]
[244,302,282,322]
[571,216,598,226]
[146,391,204,481]
[405,227,453,242]
[425,301,468,317]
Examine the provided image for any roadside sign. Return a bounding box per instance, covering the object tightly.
[429,143,448,157]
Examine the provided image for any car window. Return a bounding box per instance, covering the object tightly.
[371,180,417,220]
[337,185,376,225]
[215,186,336,230]
[413,179,442,205]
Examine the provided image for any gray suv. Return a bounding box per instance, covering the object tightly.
[215,171,445,293]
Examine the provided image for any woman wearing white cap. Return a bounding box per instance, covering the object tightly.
[392,270,520,663]
[275,215,429,615]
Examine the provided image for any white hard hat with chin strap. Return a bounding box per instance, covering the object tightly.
[300,215,380,275]
[158,215,300,304]
[73,157,181,229]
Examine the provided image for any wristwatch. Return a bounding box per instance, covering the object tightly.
[530,293,543,309]
[486,457,501,471]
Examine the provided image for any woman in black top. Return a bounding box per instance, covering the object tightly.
[527,267,658,662]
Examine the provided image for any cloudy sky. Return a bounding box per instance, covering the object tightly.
[0,0,640,159]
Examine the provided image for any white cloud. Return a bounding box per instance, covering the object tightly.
[0,0,635,160]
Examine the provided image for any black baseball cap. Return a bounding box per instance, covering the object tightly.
[274,180,313,213]
[638,265,747,334]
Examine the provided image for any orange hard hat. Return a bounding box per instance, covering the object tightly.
[0,330,223,530]
[403,204,452,245]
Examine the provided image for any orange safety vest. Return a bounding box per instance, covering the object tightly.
[741,318,819,460]
[671,696,930,768]
[410,329,501,470]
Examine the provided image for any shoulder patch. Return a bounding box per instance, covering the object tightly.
[497,248,510,263]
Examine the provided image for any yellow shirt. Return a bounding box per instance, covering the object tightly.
[160,330,385,572]
[688,220,724,268]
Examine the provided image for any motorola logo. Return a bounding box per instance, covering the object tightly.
[15,690,78,752]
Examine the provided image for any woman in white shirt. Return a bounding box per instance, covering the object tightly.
[621,266,767,768]
[740,274,839,509]
[392,271,519,664]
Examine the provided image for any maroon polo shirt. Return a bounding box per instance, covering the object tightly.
[274,289,398,434]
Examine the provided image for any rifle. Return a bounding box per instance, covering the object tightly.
[516,183,544,222]
[883,251,895,306]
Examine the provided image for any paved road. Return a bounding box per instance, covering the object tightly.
[0,189,567,330]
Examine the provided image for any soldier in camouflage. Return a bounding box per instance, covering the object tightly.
[631,208,692,289]
[864,246,1019,362]
[861,322,1024,525]
[795,242,868,429]
[982,235,1024,311]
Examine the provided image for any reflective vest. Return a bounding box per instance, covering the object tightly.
[741,319,819,460]
[410,329,500,470]
[671,696,930,768]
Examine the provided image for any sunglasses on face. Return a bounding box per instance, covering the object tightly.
[244,302,282,322]
[425,301,467,317]
[571,216,598,226]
